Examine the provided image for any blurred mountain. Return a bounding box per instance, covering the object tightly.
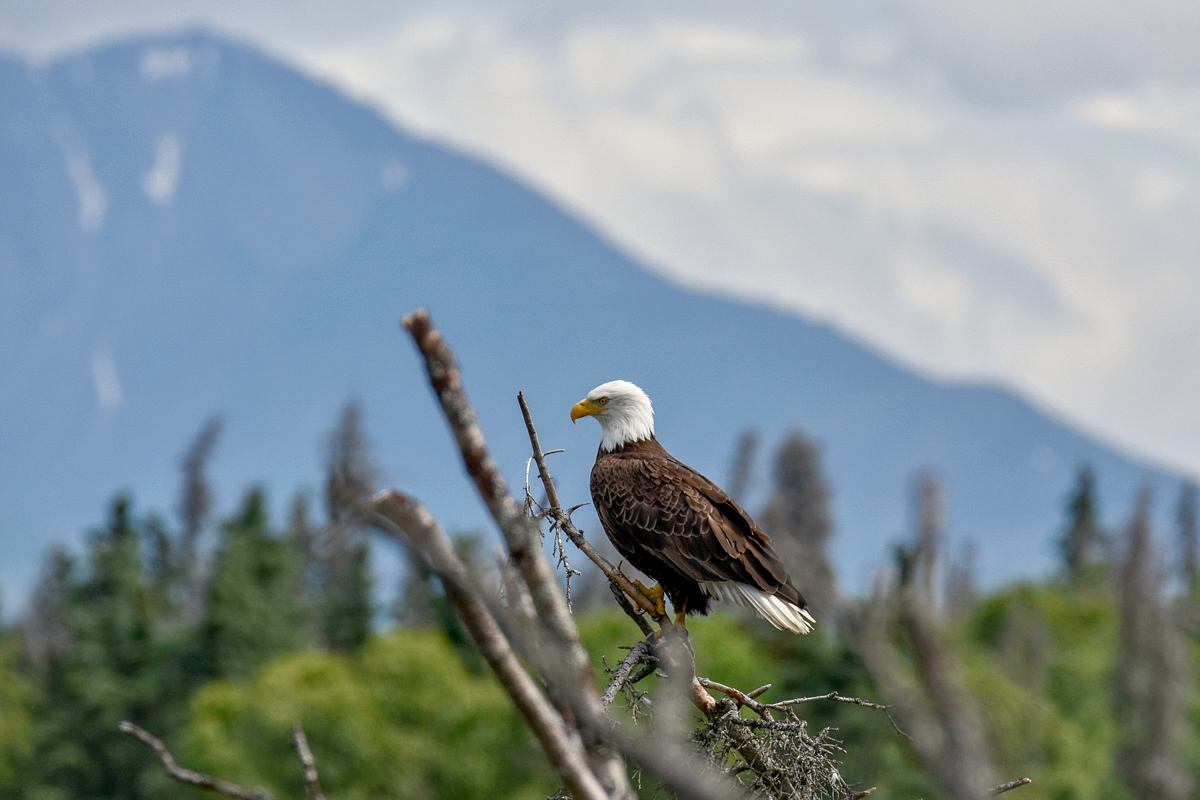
[0,30,1181,611]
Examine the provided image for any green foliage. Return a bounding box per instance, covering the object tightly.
[959,584,1129,800]
[197,488,306,681]
[317,541,373,652]
[0,634,37,797]
[183,628,554,800]
[12,486,355,800]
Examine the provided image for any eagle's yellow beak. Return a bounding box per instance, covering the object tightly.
[571,398,601,423]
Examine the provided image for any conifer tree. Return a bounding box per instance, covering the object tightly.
[20,547,73,677]
[22,495,182,800]
[198,488,305,680]
[914,472,943,603]
[1059,465,1103,583]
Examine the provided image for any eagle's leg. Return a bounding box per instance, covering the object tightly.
[632,579,667,619]
[674,598,689,630]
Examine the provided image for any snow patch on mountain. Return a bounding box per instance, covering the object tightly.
[64,147,106,233]
[143,134,182,205]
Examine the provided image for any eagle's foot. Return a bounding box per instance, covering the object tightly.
[633,580,667,619]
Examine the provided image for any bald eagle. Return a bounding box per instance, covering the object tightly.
[572,380,814,634]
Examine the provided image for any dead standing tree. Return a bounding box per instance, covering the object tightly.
[1114,491,1192,800]
[759,432,838,620]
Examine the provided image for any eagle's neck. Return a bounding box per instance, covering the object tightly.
[599,436,666,460]
[597,404,655,452]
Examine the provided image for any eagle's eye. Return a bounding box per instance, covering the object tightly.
[599,397,608,405]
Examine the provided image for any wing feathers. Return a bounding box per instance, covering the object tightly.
[591,438,812,629]
[702,582,815,634]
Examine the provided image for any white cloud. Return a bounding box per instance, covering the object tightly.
[143,134,182,204]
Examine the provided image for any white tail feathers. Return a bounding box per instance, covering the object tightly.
[702,581,816,634]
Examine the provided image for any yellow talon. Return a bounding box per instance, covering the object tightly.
[634,580,667,619]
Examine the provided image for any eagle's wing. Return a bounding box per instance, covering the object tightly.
[591,451,805,607]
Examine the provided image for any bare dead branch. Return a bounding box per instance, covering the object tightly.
[602,640,655,710]
[989,777,1032,795]
[119,721,272,800]
[700,681,892,724]
[698,678,776,720]
[403,312,578,643]
[370,490,610,800]
[518,391,666,625]
[291,723,326,800]
[702,680,911,750]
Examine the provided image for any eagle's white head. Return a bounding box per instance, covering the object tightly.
[571,380,655,452]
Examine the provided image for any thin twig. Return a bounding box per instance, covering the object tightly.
[989,777,1033,795]
[772,691,889,711]
[119,721,272,800]
[291,723,326,800]
[773,687,910,742]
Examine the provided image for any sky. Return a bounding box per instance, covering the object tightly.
[5,0,1200,478]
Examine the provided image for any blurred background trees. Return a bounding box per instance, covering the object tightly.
[4,406,1200,800]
